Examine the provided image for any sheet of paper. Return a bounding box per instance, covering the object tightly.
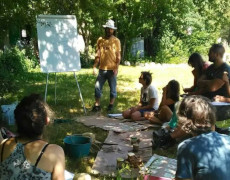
[211,102,230,106]
[108,113,123,117]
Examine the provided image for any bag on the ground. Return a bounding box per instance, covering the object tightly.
[0,127,16,140]
[1,102,18,125]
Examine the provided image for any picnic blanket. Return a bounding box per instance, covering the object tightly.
[75,115,160,132]
[92,130,153,175]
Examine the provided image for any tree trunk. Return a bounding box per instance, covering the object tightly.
[121,38,126,63]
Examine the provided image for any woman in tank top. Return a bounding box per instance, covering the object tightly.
[183,52,209,94]
[144,80,180,124]
[0,94,65,179]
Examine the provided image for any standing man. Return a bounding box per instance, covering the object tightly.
[197,44,230,99]
[92,20,121,112]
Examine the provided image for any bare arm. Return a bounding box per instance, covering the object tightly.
[113,50,121,75]
[197,78,225,93]
[214,72,230,102]
[138,98,156,110]
[93,48,100,75]
[52,145,65,180]
[184,69,197,93]
[160,86,175,107]
[223,71,230,97]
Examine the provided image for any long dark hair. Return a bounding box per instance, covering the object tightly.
[188,53,204,78]
[167,80,180,102]
[14,94,53,139]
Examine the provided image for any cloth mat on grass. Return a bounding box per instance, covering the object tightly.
[92,130,153,175]
[75,115,160,132]
[104,130,153,149]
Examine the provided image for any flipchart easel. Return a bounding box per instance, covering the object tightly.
[36,15,86,114]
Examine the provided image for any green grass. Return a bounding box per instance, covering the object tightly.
[1,64,230,178]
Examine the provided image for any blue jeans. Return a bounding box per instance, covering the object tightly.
[95,69,117,99]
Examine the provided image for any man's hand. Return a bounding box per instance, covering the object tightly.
[130,107,139,113]
[113,69,118,76]
[93,67,97,76]
[214,95,226,102]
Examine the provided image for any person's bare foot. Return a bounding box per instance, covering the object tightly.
[148,117,163,125]
[144,111,155,120]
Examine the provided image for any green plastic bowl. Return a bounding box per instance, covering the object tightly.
[64,135,91,158]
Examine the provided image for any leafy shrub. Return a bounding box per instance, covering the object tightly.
[80,53,94,68]
[0,46,38,97]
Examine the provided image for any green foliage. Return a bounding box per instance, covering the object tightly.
[1,0,230,64]
[0,46,38,97]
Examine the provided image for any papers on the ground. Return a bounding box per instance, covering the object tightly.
[211,102,230,106]
[65,170,74,180]
[103,122,147,132]
[108,113,123,119]
[140,154,177,180]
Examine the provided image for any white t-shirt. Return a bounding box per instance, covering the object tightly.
[140,85,159,110]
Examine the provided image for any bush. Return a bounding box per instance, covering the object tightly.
[0,46,38,97]
[80,53,94,68]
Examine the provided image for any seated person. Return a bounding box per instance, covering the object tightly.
[153,94,230,149]
[183,52,209,95]
[0,94,65,179]
[122,71,159,121]
[175,95,230,180]
[154,46,230,149]
[145,80,180,124]
[197,44,230,99]
[214,71,230,102]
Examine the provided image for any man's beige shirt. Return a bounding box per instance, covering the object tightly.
[96,36,121,70]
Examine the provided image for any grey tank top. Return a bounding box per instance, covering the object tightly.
[0,140,51,179]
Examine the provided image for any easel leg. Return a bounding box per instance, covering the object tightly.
[45,73,49,102]
[74,72,87,115]
[55,72,57,105]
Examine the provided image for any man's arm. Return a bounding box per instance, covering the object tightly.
[222,71,230,96]
[93,49,100,75]
[113,49,121,75]
[113,39,121,75]
[138,98,155,110]
[214,72,230,102]
[197,78,225,93]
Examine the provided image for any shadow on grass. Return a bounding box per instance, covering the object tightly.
[3,71,138,119]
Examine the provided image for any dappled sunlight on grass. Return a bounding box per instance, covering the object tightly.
[4,64,230,176]
[2,64,194,116]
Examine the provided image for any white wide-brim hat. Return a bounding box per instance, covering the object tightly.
[102,19,117,30]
